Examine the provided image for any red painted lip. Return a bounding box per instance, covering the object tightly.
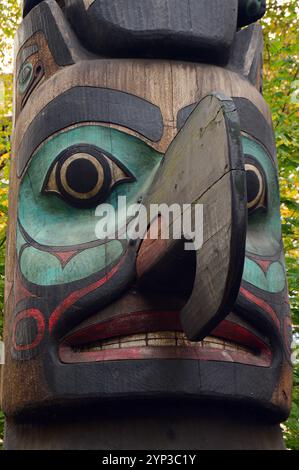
[49,253,127,334]
[60,311,272,367]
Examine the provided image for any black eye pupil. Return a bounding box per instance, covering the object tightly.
[65,158,99,194]
[246,169,260,205]
[49,144,131,208]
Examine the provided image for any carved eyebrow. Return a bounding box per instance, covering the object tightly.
[232,97,276,159]
[177,98,276,159]
[17,87,164,177]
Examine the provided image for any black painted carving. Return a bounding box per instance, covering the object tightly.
[23,0,43,17]
[17,87,164,176]
[228,24,264,88]
[64,0,239,64]
[238,0,267,28]
[4,0,292,451]
[177,98,276,159]
[19,2,74,66]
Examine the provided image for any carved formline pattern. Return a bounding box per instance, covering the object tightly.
[2,0,292,450]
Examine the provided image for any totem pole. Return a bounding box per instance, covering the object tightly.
[0,0,293,449]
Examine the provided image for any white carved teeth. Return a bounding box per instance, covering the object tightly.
[73,331,252,355]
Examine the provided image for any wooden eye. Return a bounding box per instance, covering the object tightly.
[58,152,110,202]
[245,156,267,213]
[44,145,134,208]
[18,62,34,94]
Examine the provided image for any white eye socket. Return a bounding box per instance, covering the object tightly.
[43,144,134,208]
[245,157,267,213]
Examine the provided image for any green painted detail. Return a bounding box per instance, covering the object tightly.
[19,240,123,286]
[243,258,286,293]
[18,125,162,287]
[242,135,282,257]
[242,134,286,294]
[18,62,33,95]
[18,125,163,248]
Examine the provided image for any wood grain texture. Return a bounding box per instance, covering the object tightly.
[17,87,163,176]
[228,24,264,90]
[4,403,285,450]
[17,0,89,66]
[138,93,246,340]
[64,0,238,63]
[178,97,276,160]
[23,0,43,17]
[3,0,292,442]
[182,170,245,340]
[12,59,272,161]
[238,0,267,28]
[15,31,61,118]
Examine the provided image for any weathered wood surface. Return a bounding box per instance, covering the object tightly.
[63,0,238,63]
[13,59,272,159]
[2,0,292,451]
[5,403,285,450]
[138,93,247,340]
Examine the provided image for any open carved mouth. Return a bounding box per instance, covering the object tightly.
[59,311,272,367]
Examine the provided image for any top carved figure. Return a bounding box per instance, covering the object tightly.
[23,0,267,62]
[1,0,293,449]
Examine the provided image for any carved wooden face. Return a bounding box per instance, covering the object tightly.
[2,0,291,422]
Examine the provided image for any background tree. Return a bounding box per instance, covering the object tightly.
[0,0,298,449]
